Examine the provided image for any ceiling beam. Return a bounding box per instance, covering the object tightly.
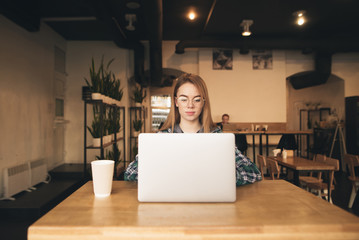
[143,0,163,87]
[175,37,359,54]
[202,0,217,35]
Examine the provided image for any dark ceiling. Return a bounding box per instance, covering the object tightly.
[2,0,359,43]
[2,0,359,86]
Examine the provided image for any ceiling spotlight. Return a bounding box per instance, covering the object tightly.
[293,10,306,26]
[188,11,196,21]
[240,20,253,36]
[125,14,136,31]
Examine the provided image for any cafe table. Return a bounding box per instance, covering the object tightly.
[28,180,359,240]
[267,155,335,202]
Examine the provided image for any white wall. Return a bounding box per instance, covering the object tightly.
[332,53,359,97]
[162,41,199,74]
[199,49,287,123]
[0,16,66,196]
[65,42,133,164]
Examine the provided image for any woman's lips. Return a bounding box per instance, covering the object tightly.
[186,111,195,116]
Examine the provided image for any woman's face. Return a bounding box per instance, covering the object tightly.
[175,82,204,124]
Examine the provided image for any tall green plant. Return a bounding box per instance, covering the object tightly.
[96,144,122,178]
[109,108,121,133]
[84,57,103,93]
[87,114,102,138]
[132,85,146,103]
[112,77,124,101]
[84,56,121,97]
[133,119,143,131]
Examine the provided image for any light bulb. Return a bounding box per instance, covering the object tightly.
[188,12,196,20]
[297,17,305,26]
[242,31,251,36]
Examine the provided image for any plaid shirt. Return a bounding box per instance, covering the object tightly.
[124,125,262,186]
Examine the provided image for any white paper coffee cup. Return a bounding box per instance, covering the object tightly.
[91,160,114,197]
[273,149,281,157]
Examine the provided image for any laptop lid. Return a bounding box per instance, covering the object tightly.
[138,133,236,202]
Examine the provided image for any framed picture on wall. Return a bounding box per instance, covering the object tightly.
[252,50,273,70]
[213,49,233,70]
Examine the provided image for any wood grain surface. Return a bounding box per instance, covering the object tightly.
[28,180,359,240]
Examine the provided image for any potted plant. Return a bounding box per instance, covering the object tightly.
[110,144,122,179]
[84,57,103,101]
[96,144,122,179]
[112,77,124,105]
[87,116,102,147]
[114,120,121,140]
[131,84,146,106]
[85,56,119,103]
[133,119,143,137]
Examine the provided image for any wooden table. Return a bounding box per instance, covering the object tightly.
[223,130,312,161]
[28,181,359,240]
[267,156,335,201]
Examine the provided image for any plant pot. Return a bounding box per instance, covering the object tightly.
[102,96,109,104]
[93,138,101,147]
[92,93,102,101]
[133,131,140,137]
[135,102,142,107]
[82,86,92,100]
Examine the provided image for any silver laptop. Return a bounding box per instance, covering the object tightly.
[138,133,236,202]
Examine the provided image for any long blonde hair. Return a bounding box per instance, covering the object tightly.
[160,73,216,133]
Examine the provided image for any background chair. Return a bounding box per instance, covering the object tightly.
[257,155,272,180]
[299,154,326,190]
[306,157,340,203]
[343,154,359,208]
[266,159,281,180]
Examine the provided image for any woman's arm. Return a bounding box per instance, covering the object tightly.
[124,155,138,181]
[235,148,262,186]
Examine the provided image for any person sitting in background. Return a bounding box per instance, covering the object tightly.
[217,113,230,130]
[125,73,261,186]
[217,113,248,153]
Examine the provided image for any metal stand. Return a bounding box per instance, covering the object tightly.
[329,123,347,171]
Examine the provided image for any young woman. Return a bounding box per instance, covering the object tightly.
[125,73,262,185]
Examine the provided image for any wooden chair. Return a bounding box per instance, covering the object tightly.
[343,154,359,208]
[306,157,340,203]
[257,155,271,180]
[266,159,281,180]
[299,154,325,189]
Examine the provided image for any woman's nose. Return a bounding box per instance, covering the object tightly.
[187,100,194,107]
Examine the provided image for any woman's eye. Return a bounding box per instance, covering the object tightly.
[194,98,201,103]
